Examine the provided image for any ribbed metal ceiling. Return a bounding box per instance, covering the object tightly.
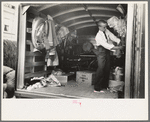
[22,3,127,36]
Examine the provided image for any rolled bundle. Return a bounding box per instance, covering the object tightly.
[82,42,94,52]
[32,17,46,50]
[107,16,127,37]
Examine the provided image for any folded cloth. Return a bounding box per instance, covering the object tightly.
[46,74,61,86]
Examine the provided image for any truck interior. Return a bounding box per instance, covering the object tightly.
[15,2,145,99]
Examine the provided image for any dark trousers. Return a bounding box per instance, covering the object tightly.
[94,46,110,91]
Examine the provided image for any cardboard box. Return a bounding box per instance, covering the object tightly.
[76,71,96,85]
[109,80,124,92]
[55,73,75,85]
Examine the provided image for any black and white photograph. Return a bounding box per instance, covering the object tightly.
[1,1,148,121]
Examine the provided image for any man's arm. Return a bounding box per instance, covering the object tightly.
[110,46,123,50]
[95,33,114,50]
[107,29,121,45]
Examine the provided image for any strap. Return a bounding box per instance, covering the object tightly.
[103,31,108,42]
[5,69,14,76]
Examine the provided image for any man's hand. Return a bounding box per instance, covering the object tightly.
[111,46,124,50]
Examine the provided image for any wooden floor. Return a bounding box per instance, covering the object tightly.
[30,80,118,99]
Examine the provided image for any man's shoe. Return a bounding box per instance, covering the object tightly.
[94,90,105,93]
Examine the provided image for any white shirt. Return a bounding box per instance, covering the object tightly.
[95,29,120,50]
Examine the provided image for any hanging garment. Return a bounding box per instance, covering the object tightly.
[57,26,69,39]
[70,30,77,38]
[46,49,59,66]
[43,15,60,66]
[32,17,47,50]
[51,20,59,47]
[47,15,59,47]
[44,19,53,49]
[57,34,63,44]
[31,16,59,66]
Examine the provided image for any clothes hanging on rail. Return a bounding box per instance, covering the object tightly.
[57,26,69,40]
[45,15,59,66]
[32,15,60,66]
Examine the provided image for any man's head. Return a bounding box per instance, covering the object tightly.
[97,20,108,32]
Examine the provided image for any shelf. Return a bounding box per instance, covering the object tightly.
[25,62,45,67]
[26,51,44,56]
[24,70,52,79]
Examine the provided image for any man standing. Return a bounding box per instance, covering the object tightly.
[92,20,123,93]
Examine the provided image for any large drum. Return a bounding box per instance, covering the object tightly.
[82,42,94,52]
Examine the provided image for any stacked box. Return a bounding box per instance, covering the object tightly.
[55,73,75,85]
[76,71,96,85]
